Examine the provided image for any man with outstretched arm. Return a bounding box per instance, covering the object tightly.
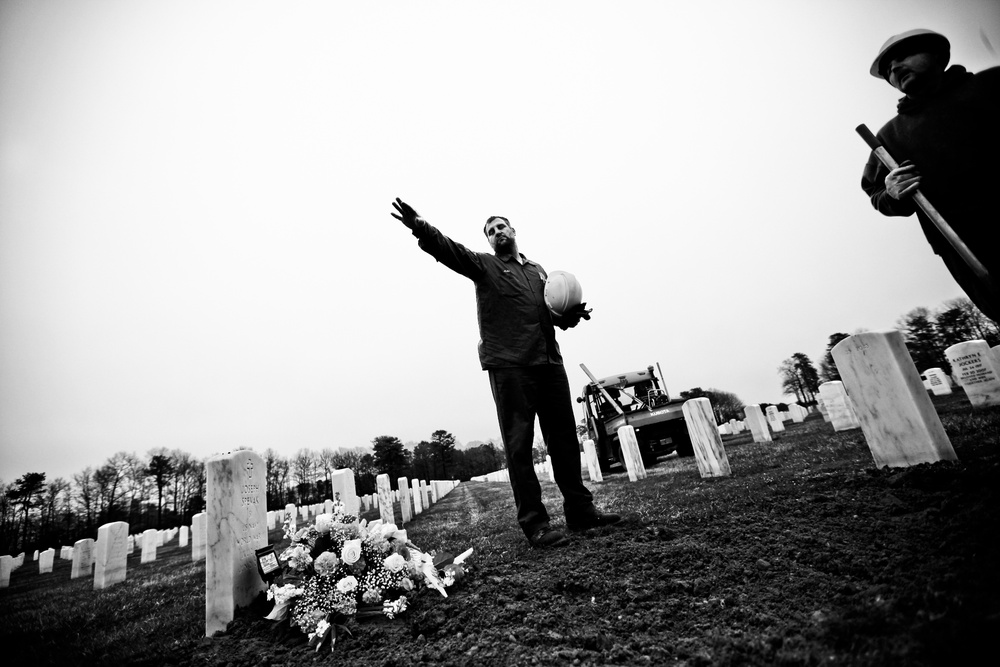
[390,198,621,548]
[861,29,1000,321]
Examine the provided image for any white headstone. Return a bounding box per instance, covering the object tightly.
[397,476,412,525]
[191,512,207,561]
[0,554,11,588]
[923,368,953,395]
[616,425,647,482]
[38,548,55,574]
[816,397,830,422]
[284,503,297,533]
[545,455,556,482]
[376,474,395,525]
[945,340,1000,407]
[682,398,732,478]
[818,381,861,431]
[743,405,772,443]
[141,529,158,563]
[330,469,359,518]
[832,331,958,468]
[179,525,189,548]
[205,450,268,637]
[765,406,786,432]
[583,439,603,482]
[93,521,129,589]
[71,538,94,579]
[411,479,423,515]
[420,481,430,509]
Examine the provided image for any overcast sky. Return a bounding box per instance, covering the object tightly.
[2,0,998,484]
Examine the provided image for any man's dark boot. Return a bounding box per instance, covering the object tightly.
[528,525,570,548]
[566,510,623,532]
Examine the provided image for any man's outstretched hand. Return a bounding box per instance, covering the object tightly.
[391,198,420,229]
[557,303,592,330]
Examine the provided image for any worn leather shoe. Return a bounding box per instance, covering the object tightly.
[528,525,570,548]
[566,511,623,532]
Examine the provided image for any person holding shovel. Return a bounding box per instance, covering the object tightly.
[861,29,1000,321]
[390,198,621,549]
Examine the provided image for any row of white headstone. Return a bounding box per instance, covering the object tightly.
[469,335,999,486]
[470,400,812,485]
[372,473,459,527]
[0,523,204,590]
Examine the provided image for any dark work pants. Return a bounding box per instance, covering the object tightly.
[488,364,595,538]
[939,246,1000,323]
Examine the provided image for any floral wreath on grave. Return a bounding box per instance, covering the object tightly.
[263,501,472,653]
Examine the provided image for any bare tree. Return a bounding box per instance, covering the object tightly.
[291,449,316,504]
[73,467,97,532]
[146,452,175,528]
[264,448,289,508]
[317,448,336,499]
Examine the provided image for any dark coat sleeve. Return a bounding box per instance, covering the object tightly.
[861,149,918,217]
[410,219,486,281]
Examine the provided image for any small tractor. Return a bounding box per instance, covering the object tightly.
[577,363,693,472]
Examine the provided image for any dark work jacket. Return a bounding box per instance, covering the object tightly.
[410,218,564,369]
[861,65,1000,267]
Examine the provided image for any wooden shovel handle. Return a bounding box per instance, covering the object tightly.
[856,124,993,288]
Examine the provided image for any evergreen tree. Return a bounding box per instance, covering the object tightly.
[371,435,411,488]
[819,333,850,381]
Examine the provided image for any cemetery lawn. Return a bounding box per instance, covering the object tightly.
[3,394,999,667]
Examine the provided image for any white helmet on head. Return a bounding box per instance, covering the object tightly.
[870,28,950,79]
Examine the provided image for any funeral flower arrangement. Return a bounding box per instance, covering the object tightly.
[264,501,471,652]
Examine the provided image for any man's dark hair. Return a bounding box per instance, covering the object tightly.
[483,216,511,237]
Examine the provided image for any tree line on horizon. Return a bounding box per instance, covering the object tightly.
[0,429,506,557]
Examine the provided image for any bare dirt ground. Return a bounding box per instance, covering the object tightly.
[178,393,1000,667]
[4,393,997,666]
